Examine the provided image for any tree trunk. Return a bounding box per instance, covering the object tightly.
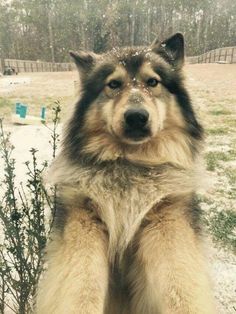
[48,10,55,63]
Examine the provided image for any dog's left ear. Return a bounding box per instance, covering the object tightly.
[69,50,98,75]
[152,33,184,69]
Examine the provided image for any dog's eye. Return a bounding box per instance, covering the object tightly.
[107,80,122,89]
[146,78,159,87]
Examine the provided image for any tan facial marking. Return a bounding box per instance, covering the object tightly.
[105,65,127,84]
[104,65,127,97]
[138,62,161,82]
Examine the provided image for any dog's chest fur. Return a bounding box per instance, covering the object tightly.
[55,160,195,262]
[83,166,164,261]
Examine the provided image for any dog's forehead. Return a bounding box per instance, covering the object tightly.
[102,47,152,75]
[97,47,168,79]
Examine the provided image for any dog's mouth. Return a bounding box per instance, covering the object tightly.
[123,126,151,143]
[110,126,151,145]
[110,108,153,145]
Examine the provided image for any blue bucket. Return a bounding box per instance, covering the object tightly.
[41,107,46,120]
[19,105,27,118]
[15,103,22,115]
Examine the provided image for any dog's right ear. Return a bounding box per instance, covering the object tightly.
[69,50,97,74]
[151,33,185,69]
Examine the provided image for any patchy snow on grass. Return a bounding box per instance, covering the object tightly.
[209,243,236,314]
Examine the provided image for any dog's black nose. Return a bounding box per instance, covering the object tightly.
[124,109,149,129]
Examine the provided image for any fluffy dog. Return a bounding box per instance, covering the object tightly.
[36,33,215,314]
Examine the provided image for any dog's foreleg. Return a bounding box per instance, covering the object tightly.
[129,203,216,314]
[35,208,109,314]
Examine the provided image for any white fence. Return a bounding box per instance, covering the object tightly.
[0,58,74,73]
[187,46,236,64]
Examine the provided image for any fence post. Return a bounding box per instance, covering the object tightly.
[16,60,19,73]
[231,47,235,64]
[219,49,222,62]
[0,58,5,73]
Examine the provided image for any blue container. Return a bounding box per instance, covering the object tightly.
[15,103,22,115]
[41,107,46,120]
[19,105,27,118]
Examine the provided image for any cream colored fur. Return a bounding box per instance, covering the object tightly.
[35,150,215,313]
[128,199,215,314]
[36,209,108,314]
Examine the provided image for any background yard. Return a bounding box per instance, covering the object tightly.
[0,64,236,313]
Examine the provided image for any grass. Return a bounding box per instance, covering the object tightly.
[0,97,14,109]
[224,118,236,128]
[203,95,236,252]
[0,98,15,120]
[225,168,236,185]
[209,109,232,116]
[204,208,236,253]
[205,151,234,171]
[206,127,230,135]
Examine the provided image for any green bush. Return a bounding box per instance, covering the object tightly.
[0,103,61,313]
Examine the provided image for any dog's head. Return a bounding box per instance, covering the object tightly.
[65,33,203,166]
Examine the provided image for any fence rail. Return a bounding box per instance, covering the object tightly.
[0,58,74,73]
[187,46,236,64]
[1,46,236,73]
